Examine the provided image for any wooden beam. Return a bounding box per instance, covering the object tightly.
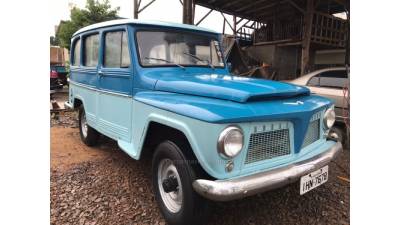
[138,0,157,13]
[220,12,234,33]
[236,19,251,32]
[233,15,237,35]
[286,0,305,14]
[219,0,245,8]
[195,8,213,25]
[244,1,280,14]
[301,0,314,75]
[235,0,267,12]
[133,0,138,19]
[222,19,226,34]
[183,0,194,24]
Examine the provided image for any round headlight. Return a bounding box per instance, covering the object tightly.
[323,106,336,129]
[217,126,244,158]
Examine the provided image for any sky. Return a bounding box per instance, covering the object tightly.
[49,0,233,37]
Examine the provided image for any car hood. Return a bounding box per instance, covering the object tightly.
[152,73,309,103]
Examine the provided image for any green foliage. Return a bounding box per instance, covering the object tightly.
[65,60,71,78]
[50,36,59,46]
[56,0,120,50]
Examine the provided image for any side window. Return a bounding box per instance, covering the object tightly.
[308,76,320,87]
[72,38,80,66]
[319,70,348,89]
[104,31,131,68]
[83,34,99,67]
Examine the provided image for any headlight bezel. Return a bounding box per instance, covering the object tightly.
[217,125,244,159]
[323,106,336,129]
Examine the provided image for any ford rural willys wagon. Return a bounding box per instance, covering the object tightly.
[65,19,342,225]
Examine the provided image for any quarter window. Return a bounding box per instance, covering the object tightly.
[83,34,99,67]
[308,76,320,87]
[72,38,80,66]
[104,31,130,68]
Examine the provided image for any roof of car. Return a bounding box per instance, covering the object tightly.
[289,67,347,85]
[73,19,219,37]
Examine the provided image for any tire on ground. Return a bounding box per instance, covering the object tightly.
[152,140,209,225]
[78,106,100,146]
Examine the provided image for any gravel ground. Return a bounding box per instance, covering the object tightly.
[51,113,350,225]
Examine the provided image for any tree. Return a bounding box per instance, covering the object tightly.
[50,36,59,46]
[56,0,120,49]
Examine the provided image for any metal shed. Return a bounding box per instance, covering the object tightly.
[133,0,349,79]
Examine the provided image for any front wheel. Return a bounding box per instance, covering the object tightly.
[78,106,99,146]
[152,140,208,225]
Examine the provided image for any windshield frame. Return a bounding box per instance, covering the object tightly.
[134,28,226,69]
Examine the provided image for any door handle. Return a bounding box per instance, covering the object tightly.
[98,71,104,76]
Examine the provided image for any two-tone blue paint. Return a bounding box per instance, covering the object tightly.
[69,19,334,180]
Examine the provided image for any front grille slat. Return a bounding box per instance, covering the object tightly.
[302,115,321,148]
[244,112,322,165]
[245,128,290,164]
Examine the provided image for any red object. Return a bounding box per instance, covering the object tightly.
[50,70,58,78]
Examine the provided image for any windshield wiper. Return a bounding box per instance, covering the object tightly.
[183,52,215,69]
[144,57,185,70]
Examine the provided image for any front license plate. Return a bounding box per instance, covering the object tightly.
[300,165,328,195]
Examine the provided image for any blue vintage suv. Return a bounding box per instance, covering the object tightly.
[65,19,342,225]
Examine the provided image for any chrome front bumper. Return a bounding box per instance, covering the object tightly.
[64,101,73,109]
[192,142,342,201]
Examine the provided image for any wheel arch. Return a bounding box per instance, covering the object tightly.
[137,115,213,178]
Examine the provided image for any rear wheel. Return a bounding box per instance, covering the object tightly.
[152,140,208,225]
[79,106,99,146]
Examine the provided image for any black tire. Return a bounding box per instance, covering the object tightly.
[152,140,209,225]
[78,106,100,146]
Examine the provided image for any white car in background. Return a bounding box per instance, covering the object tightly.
[288,67,350,145]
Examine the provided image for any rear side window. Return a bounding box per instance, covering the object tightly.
[72,38,80,66]
[83,34,99,67]
[320,70,348,78]
[104,31,130,68]
[307,70,348,89]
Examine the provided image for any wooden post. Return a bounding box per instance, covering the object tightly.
[301,0,314,75]
[133,0,138,19]
[233,16,237,36]
[222,19,226,34]
[183,0,194,24]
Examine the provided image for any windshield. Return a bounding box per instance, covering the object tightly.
[136,31,225,68]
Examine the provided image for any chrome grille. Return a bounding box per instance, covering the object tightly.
[302,118,321,148]
[245,129,291,164]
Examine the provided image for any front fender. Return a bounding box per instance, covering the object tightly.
[133,100,237,179]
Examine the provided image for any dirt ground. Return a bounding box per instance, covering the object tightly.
[50,111,350,225]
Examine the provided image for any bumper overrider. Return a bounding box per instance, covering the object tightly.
[64,101,73,109]
[192,141,342,201]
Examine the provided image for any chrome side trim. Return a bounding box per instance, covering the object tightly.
[69,80,97,91]
[192,142,342,201]
[69,81,132,98]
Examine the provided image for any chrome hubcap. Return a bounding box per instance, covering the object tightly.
[81,112,88,138]
[158,159,183,213]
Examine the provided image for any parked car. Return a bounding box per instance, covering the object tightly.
[65,19,342,225]
[50,64,68,90]
[287,67,349,144]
